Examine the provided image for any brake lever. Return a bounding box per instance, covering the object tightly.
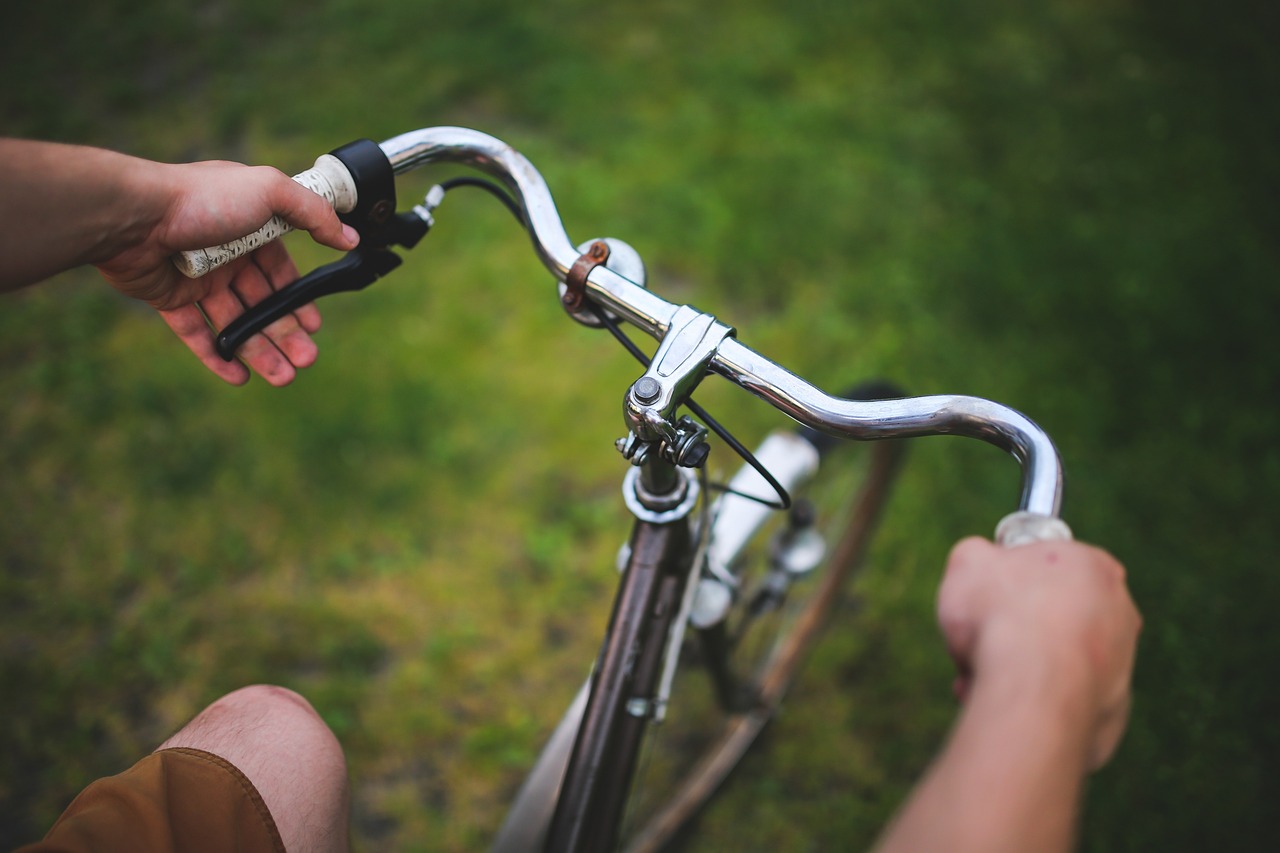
[215,247,402,360]
[215,201,439,362]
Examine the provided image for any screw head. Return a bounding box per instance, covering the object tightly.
[633,377,662,405]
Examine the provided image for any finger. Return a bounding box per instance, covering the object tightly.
[159,304,250,386]
[199,276,298,387]
[937,538,995,641]
[256,166,361,252]
[1088,690,1133,770]
[944,536,998,575]
[229,249,319,371]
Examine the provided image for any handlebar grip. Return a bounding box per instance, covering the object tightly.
[172,154,359,278]
[995,511,1074,547]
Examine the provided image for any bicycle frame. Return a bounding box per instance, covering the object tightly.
[492,431,845,853]
[548,506,695,851]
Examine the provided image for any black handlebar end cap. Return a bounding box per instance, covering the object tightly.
[330,139,396,236]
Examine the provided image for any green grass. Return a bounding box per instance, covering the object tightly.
[3,0,1278,849]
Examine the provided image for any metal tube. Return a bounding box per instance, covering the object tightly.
[711,338,1064,516]
[545,518,692,852]
[379,127,678,334]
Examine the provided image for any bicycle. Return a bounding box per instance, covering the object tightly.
[176,126,1072,852]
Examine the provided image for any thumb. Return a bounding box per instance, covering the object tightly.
[262,167,360,252]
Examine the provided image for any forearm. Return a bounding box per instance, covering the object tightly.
[0,139,171,290]
[874,661,1094,853]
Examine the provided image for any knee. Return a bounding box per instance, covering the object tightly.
[214,684,343,757]
[162,684,346,776]
[164,685,350,852]
[218,684,325,725]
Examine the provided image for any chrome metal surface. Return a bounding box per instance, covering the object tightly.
[380,127,677,335]
[618,415,710,471]
[377,126,1066,519]
[711,338,1064,516]
[624,305,734,440]
[623,467,701,524]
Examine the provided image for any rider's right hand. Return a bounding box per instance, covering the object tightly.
[937,537,1142,770]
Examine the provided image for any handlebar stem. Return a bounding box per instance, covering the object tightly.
[623,305,735,442]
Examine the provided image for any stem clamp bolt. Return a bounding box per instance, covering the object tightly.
[632,377,662,405]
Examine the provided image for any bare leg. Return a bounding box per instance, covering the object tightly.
[158,684,350,853]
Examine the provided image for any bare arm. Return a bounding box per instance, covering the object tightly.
[875,538,1141,853]
[0,139,358,385]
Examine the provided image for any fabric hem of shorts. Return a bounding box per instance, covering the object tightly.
[156,746,287,853]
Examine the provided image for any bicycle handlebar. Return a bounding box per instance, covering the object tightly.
[175,126,1070,543]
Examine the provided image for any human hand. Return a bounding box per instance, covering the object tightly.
[95,159,359,386]
[937,537,1141,770]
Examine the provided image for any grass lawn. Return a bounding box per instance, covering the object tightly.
[3,0,1277,850]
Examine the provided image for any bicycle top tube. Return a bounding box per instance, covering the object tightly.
[380,127,1064,518]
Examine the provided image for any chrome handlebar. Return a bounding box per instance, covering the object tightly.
[381,127,1066,523]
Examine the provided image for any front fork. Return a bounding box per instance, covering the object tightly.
[543,458,696,853]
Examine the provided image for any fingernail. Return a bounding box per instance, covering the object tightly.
[342,224,360,247]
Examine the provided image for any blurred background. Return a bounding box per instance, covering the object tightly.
[2,0,1276,849]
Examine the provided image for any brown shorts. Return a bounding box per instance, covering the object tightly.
[18,747,284,853]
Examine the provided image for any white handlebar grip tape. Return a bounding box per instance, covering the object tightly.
[995,511,1074,547]
[172,154,359,278]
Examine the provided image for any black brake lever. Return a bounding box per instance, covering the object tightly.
[212,135,446,362]
[215,247,403,360]
[214,203,436,362]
